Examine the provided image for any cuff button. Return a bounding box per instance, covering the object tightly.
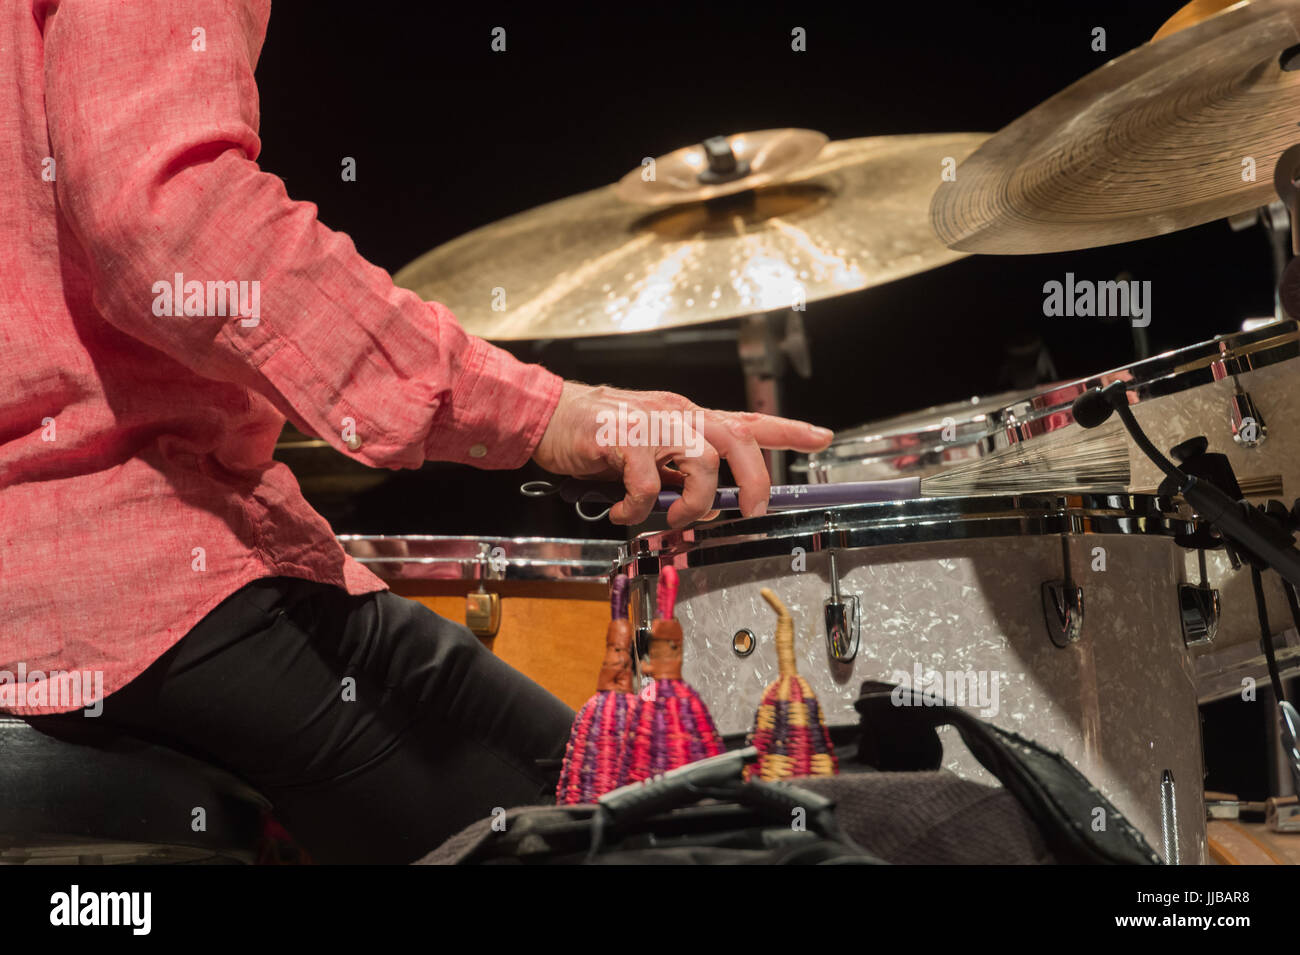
[469,443,488,459]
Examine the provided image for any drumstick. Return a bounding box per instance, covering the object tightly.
[544,477,924,512]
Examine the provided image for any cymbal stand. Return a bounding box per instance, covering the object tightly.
[738,310,812,485]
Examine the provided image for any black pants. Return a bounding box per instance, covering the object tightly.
[57,577,575,863]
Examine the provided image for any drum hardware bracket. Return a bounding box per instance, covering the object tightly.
[1178,584,1220,648]
[1228,390,1267,448]
[630,579,655,683]
[464,542,504,639]
[1041,580,1084,648]
[1042,536,1084,648]
[1266,795,1300,833]
[823,548,860,663]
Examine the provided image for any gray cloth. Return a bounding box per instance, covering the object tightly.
[795,771,1052,864]
[415,768,1053,864]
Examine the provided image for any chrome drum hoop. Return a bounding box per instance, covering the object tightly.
[619,493,1192,577]
[796,391,1027,480]
[338,535,622,582]
[803,320,1300,480]
[980,321,1300,454]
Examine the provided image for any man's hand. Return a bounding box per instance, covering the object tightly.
[532,382,834,527]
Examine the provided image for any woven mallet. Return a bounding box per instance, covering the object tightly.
[556,575,641,804]
[747,587,838,782]
[625,566,724,783]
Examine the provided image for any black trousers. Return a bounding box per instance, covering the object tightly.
[54,577,576,864]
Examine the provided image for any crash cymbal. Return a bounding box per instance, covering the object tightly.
[394,133,987,340]
[929,0,1300,255]
[613,129,828,206]
[1151,0,1240,41]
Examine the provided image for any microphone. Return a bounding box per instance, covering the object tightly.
[1070,385,1117,430]
[1071,385,1300,589]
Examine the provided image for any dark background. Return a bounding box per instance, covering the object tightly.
[253,2,1285,799]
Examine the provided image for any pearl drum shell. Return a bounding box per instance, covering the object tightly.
[621,496,1207,863]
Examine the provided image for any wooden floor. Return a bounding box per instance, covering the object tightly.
[1207,820,1300,865]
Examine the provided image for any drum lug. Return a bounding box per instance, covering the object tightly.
[824,594,860,663]
[465,591,502,639]
[1041,580,1084,648]
[1178,584,1220,647]
[824,549,860,662]
[1229,391,1266,448]
[466,542,504,639]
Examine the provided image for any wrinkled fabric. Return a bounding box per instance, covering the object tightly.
[0,0,562,713]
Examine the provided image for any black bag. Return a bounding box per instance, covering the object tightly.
[417,682,1161,865]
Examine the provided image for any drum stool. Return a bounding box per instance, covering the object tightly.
[0,716,269,864]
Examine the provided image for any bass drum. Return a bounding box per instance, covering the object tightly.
[338,535,621,709]
[619,494,1207,864]
[803,321,1300,703]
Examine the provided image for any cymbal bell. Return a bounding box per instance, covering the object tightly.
[613,129,828,206]
[395,133,988,341]
[929,0,1300,255]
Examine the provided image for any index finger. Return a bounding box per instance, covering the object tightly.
[718,412,834,453]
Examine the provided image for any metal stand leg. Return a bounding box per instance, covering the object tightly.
[737,310,811,485]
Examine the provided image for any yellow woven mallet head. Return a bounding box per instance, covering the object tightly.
[747,588,839,782]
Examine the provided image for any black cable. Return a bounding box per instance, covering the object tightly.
[1276,577,1300,708]
[1252,566,1288,704]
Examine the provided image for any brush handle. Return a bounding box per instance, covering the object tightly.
[760,588,797,678]
[554,477,922,512]
[648,619,683,681]
[596,620,635,693]
[609,574,629,620]
[657,566,679,618]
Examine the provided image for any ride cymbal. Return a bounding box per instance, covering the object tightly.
[394,133,988,340]
[929,0,1300,254]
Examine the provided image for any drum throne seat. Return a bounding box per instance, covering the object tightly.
[0,715,268,864]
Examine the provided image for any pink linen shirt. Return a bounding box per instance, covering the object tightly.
[0,0,563,714]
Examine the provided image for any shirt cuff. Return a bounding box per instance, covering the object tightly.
[426,329,563,468]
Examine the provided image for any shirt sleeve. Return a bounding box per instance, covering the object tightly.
[38,0,561,470]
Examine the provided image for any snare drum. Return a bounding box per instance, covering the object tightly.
[338,536,621,709]
[620,494,1207,863]
[805,321,1300,702]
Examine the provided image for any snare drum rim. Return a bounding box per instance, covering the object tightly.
[805,321,1300,478]
[619,492,1193,575]
[338,534,622,582]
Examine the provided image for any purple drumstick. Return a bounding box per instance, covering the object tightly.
[664,477,922,511]
[541,477,923,514]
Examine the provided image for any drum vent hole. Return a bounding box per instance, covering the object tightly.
[732,629,756,657]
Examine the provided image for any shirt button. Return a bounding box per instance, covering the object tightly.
[344,434,362,451]
[469,444,488,459]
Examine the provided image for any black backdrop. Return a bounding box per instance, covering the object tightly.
[253,1,1284,799]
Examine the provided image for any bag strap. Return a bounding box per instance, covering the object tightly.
[855,682,1162,865]
[592,746,885,862]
